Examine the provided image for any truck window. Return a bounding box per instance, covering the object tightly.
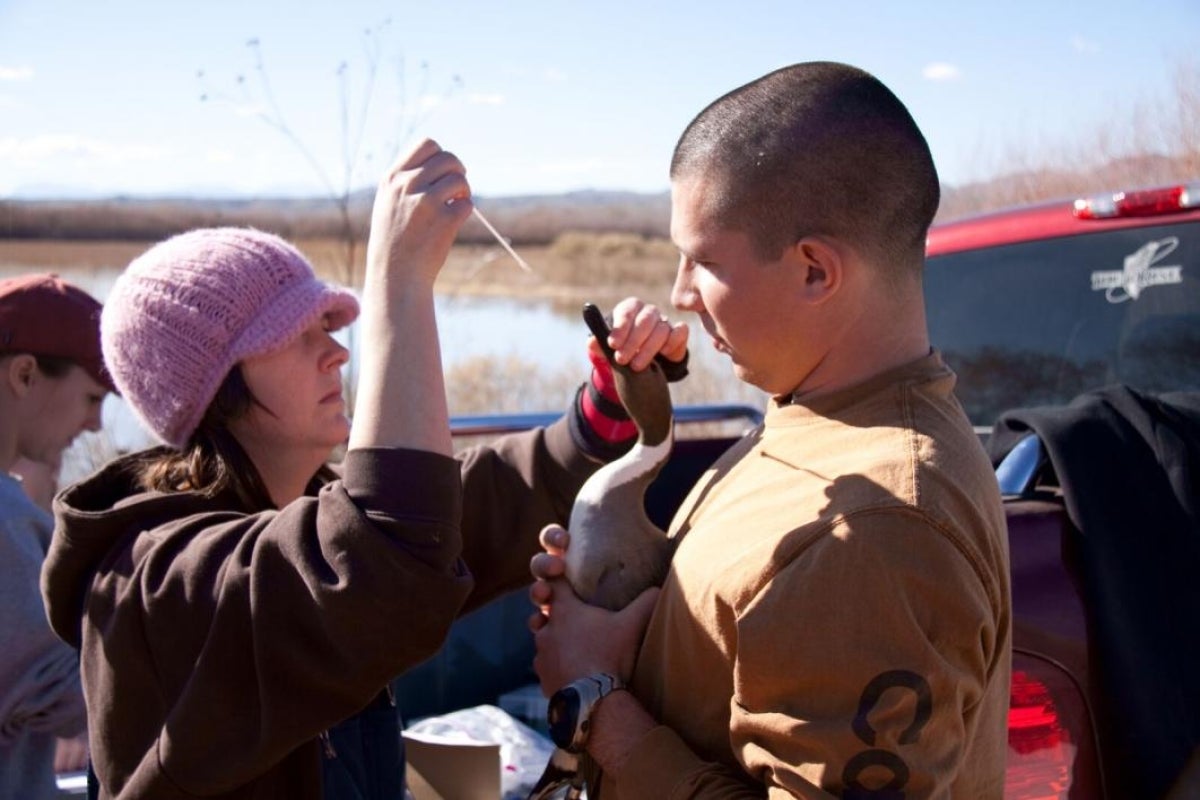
[924,221,1200,427]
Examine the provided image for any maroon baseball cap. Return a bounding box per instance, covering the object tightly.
[0,273,116,393]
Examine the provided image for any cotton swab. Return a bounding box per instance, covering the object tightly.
[472,206,534,273]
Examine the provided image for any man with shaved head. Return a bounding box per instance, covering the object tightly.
[531,62,1011,798]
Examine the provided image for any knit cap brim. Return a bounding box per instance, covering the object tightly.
[101,228,360,449]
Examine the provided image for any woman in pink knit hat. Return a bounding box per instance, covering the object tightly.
[41,139,688,799]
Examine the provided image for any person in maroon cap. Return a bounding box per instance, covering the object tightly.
[0,273,114,799]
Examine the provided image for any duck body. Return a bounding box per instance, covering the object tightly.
[563,303,676,610]
[565,436,674,609]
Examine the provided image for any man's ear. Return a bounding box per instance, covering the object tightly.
[4,354,39,397]
[790,236,844,304]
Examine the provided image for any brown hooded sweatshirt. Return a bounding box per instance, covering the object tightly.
[41,417,597,799]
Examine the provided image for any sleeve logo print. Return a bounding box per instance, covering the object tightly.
[841,669,932,799]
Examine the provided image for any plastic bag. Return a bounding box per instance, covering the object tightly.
[406,704,557,800]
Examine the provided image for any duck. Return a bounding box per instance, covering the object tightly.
[527,302,679,800]
[563,302,677,610]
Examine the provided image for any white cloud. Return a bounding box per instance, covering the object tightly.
[1071,35,1100,54]
[0,134,170,164]
[205,148,236,164]
[922,62,961,82]
[543,67,567,84]
[467,93,505,106]
[0,66,33,81]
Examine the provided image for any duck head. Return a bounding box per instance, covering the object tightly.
[583,303,673,448]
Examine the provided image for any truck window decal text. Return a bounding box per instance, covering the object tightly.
[1090,237,1184,303]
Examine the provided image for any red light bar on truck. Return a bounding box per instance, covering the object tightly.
[1073,181,1200,219]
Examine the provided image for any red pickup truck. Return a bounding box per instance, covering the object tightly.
[394,181,1200,799]
[926,180,1200,799]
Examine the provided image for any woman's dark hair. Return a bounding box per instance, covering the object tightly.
[135,365,337,510]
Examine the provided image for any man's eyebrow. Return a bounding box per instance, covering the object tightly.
[673,241,709,262]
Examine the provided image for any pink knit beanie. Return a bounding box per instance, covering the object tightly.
[101,228,360,448]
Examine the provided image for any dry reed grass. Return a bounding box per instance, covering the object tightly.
[937,59,1199,220]
[0,240,152,272]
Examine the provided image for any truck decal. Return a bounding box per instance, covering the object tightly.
[1090,237,1184,302]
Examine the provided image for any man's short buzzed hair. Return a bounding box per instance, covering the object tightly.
[670,61,940,271]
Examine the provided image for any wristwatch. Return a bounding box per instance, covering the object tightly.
[547,672,626,752]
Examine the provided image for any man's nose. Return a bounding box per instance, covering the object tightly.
[670,256,699,312]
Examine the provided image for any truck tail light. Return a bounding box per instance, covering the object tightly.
[1004,661,1103,799]
[1073,181,1200,219]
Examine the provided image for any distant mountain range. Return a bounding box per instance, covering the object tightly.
[0,188,673,244]
[3,152,1192,243]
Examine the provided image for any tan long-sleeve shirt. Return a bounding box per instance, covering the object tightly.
[606,352,1012,799]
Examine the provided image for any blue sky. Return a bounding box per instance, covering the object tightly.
[1,0,1197,199]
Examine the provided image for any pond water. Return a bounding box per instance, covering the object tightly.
[0,261,763,484]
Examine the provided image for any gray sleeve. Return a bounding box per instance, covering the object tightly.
[0,488,87,743]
